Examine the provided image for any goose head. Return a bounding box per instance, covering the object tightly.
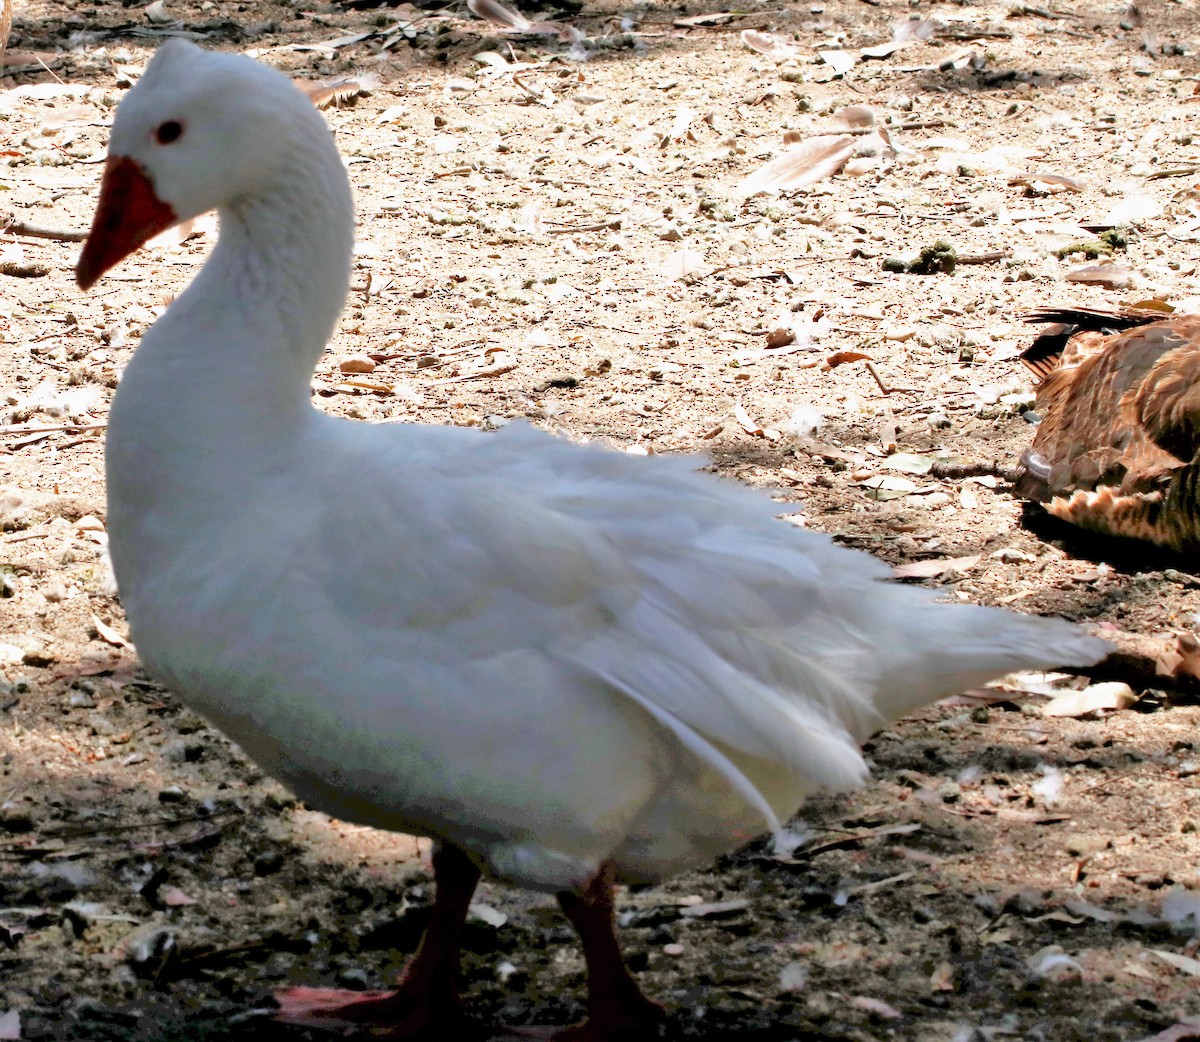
[76,38,332,289]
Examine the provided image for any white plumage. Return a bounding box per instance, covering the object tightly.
[78,39,1108,1037]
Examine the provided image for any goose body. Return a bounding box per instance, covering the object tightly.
[1018,307,1200,551]
[80,40,1108,1038]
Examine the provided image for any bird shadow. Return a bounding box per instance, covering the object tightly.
[1019,503,1200,578]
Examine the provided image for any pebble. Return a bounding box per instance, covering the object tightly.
[42,582,68,603]
[75,515,105,532]
[161,738,205,763]
[914,492,952,509]
[662,942,685,957]
[125,925,177,972]
[336,967,373,990]
[339,355,377,374]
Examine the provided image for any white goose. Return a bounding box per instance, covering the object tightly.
[78,40,1107,1040]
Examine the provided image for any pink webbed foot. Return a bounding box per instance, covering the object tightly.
[274,985,458,1036]
[274,842,482,1037]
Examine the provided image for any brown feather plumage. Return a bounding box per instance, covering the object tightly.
[1016,308,1200,551]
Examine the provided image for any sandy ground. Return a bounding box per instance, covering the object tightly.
[2,0,1200,1038]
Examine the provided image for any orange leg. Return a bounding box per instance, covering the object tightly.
[499,864,666,1041]
[274,841,481,1037]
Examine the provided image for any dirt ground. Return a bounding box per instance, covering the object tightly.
[3,0,1200,1038]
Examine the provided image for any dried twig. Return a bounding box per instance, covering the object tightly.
[1,422,107,435]
[1,214,87,242]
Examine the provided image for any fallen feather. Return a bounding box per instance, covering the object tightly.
[1152,950,1200,978]
[849,996,902,1019]
[734,136,858,197]
[466,0,553,34]
[1027,945,1083,979]
[658,248,705,281]
[740,30,800,59]
[1161,887,1200,933]
[300,73,380,110]
[818,50,857,76]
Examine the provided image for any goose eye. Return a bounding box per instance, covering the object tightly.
[154,120,184,145]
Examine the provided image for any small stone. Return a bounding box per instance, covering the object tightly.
[926,411,952,429]
[125,926,177,973]
[991,547,1036,563]
[42,583,68,603]
[0,810,33,833]
[336,966,373,990]
[161,738,204,763]
[339,355,377,374]
[662,942,685,957]
[69,689,96,709]
[254,849,285,876]
[75,515,105,532]
[916,492,952,508]
[158,785,186,803]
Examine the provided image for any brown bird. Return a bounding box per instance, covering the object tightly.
[1016,306,1200,551]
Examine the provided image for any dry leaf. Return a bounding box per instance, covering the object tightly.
[858,474,917,501]
[1041,681,1138,718]
[673,11,737,26]
[825,349,870,367]
[740,30,800,59]
[883,452,935,475]
[734,135,855,197]
[1064,263,1133,288]
[892,555,980,580]
[92,615,129,648]
[1010,172,1084,193]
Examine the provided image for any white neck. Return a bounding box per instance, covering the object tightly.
[104,131,354,584]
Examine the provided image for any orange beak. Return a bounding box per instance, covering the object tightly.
[76,155,178,290]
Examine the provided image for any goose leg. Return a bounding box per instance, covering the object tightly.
[554,863,666,1040]
[274,841,481,1037]
[497,863,665,1041]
